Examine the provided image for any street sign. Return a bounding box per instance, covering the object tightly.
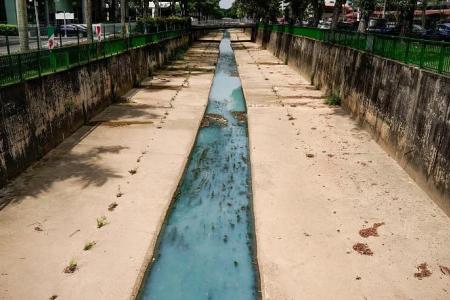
[94,24,102,41]
[55,12,74,20]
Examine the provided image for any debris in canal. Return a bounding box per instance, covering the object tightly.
[201,113,228,128]
[414,263,432,279]
[129,168,138,175]
[231,111,247,124]
[352,243,373,256]
[359,222,385,238]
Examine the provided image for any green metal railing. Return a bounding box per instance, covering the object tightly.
[0,29,184,87]
[260,23,450,76]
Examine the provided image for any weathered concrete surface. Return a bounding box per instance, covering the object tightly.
[252,28,450,212]
[0,34,219,300]
[233,31,450,300]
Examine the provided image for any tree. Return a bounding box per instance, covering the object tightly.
[16,0,29,52]
[331,0,346,29]
[311,0,324,27]
[355,0,376,32]
[396,0,417,35]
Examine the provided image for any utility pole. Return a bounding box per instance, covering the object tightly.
[34,0,41,49]
[16,0,29,52]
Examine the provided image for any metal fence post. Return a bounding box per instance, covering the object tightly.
[404,40,410,64]
[36,50,41,77]
[77,27,81,65]
[5,35,11,56]
[18,54,23,81]
[438,44,445,74]
[419,42,426,68]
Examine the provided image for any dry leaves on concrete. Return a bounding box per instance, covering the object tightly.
[359,222,385,238]
[414,263,432,279]
[352,243,373,256]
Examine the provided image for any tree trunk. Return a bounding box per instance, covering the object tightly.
[312,0,323,27]
[331,0,345,29]
[83,0,93,40]
[421,0,427,28]
[181,0,188,16]
[357,9,369,33]
[171,0,176,15]
[16,0,29,52]
[153,0,160,17]
[121,0,126,35]
[400,0,416,36]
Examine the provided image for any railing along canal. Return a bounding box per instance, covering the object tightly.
[260,23,450,76]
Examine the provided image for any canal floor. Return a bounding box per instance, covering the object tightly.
[138,32,259,300]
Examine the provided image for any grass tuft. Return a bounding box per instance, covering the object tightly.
[83,241,96,251]
[325,92,341,106]
[97,216,109,229]
[63,259,77,273]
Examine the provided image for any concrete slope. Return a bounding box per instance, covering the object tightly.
[0,34,219,300]
[233,32,450,299]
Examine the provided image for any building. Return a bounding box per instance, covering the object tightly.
[0,0,107,25]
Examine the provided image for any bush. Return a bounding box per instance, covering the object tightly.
[0,24,18,36]
[136,16,190,33]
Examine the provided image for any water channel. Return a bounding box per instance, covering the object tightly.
[138,31,260,300]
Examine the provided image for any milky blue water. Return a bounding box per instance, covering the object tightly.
[138,33,259,300]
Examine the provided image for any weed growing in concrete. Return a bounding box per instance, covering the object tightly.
[83,241,96,251]
[325,92,341,106]
[116,186,123,198]
[108,202,118,211]
[63,259,77,273]
[97,216,109,229]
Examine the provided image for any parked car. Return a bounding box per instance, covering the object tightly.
[432,23,450,41]
[318,20,331,30]
[367,19,400,35]
[56,24,87,37]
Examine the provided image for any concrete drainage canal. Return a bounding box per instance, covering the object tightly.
[137,31,261,299]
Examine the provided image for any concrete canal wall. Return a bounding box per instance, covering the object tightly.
[253,27,450,210]
[0,31,206,187]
